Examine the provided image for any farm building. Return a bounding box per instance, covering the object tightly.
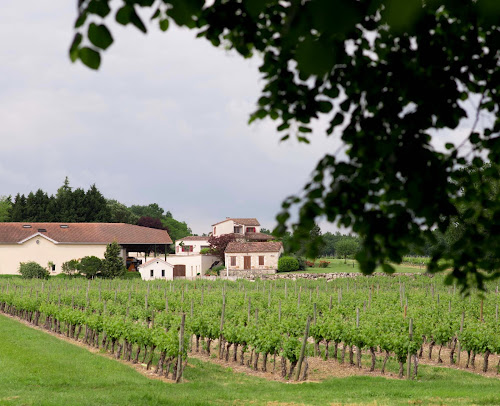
[224,241,283,272]
[137,258,174,280]
[0,222,172,275]
[135,253,220,279]
[174,235,211,254]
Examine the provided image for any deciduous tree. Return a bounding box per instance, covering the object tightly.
[70,0,500,287]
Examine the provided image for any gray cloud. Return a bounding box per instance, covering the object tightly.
[0,0,342,234]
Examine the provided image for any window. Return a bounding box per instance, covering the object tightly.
[259,256,264,266]
[234,226,243,234]
[52,264,56,271]
[150,270,154,277]
[246,227,256,233]
[230,256,236,266]
[182,245,193,252]
[161,269,165,277]
[213,227,216,235]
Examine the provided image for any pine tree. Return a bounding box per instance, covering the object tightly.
[102,241,126,278]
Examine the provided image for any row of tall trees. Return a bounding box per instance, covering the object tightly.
[1,178,191,242]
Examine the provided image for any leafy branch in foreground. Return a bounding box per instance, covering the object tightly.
[69,1,499,288]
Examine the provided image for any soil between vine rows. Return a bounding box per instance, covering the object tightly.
[5,309,499,385]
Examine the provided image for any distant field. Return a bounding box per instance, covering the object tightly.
[293,258,428,274]
[2,314,500,406]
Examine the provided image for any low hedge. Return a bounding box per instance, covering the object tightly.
[278,256,299,272]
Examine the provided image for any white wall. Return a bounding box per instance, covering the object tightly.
[174,239,210,254]
[136,254,219,278]
[138,260,174,281]
[213,220,261,237]
[0,236,108,275]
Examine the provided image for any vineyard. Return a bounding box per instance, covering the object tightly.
[1,275,499,384]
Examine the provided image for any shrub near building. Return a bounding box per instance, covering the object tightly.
[18,262,50,279]
[278,256,299,273]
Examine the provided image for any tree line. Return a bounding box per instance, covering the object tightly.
[0,178,191,242]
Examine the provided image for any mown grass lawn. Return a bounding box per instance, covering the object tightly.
[1,314,499,406]
[293,258,427,274]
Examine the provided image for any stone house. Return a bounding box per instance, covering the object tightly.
[224,241,283,273]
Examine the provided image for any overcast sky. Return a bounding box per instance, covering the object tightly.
[0,1,477,235]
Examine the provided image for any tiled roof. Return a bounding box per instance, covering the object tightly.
[245,232,274,241]
[177,236,210,241]
[212,218,260,226]
[225,241,283,253]
[138,258,173,268]
[0,223,172,245]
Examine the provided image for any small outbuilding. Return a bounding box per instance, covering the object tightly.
[224,241,283,272]
[137,258,174,281]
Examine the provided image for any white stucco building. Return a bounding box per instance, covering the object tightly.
[225,241,283,271]
[210,218,272,241]
[174,236,211,254]
[138,258,174,280]
[0,222,172,275]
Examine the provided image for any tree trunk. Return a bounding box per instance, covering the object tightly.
[315,341,320,357]
[133,346,141,364]
[369,347,376,372]
[281,356,287,378]
[466,350,471,368]
[381,350,390,374]
[233,343,238,363]
[483,350,490,373]
[437,344,443,363]
[111,339,116,354]
[413,354,418,377]
[240,346,246,365]
[449,337,457,364]
[253,352,260,371]
[225,343,231,362]
[398,361,404,378]
[196,335,200,352]
[356,346,362,368]
[155,351,166,374]
[288,360,297,380]
[142,345,148,363]
[341,343,347,364]
[206,338,212,356]
[262,353,268,372]
[349,345,354,366]
[471,351,476,369]
[325,341,330,360]
[300,359,309,381]
[116,342,123,359]
[146,346,156,370]
[428,340,435,360]
[248,349,254,368]
[333,342,338,359]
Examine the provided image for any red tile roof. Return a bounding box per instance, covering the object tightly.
[177,236,210,241]
[0,223,172,245]
[245,232,274,241]
[138,258,173,268]
[225,241,283,253]
[212,218,260,226]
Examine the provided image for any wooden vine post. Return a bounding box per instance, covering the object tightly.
[176,313,186,383]
[295,316,311,381]
[457,311,465,365]
[407,318,413,380]
[218,294,226,359]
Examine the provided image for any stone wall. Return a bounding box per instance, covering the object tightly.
[227,269,277,278]
[227,271,428,281]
